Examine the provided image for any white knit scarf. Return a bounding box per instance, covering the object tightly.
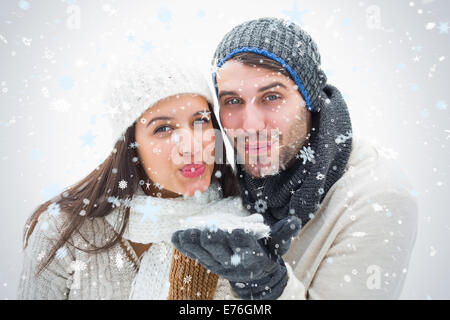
[104,182,270,299]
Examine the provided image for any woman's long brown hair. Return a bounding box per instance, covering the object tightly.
[23,102,238,276]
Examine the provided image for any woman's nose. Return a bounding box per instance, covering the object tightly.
[242,103,266,131]
[177,129,203,162]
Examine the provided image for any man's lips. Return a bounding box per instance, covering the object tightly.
[179,163,206,178]
[245,142,272,155]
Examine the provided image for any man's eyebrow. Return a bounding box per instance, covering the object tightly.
[218,90,239,99]
[146,116,173,127]
[258,82,287,92]
[218,83,287,98]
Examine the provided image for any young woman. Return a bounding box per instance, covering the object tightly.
[17,54,270,300]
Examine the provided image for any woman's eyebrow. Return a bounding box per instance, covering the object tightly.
[258,82,287,92]
[146,116,173,127]
[192,109,211,118]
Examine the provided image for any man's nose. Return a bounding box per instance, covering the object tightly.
[241,102,266,131]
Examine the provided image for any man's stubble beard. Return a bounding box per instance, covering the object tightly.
[239,112,311,178]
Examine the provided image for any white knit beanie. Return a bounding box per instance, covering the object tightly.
[104,50,214,143]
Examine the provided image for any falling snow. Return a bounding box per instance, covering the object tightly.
[298,146,316,165]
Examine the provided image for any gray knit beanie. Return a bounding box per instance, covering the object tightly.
[212,17,327,113]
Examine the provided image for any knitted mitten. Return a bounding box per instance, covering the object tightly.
[168,247,219,300]
[171,216,302,300]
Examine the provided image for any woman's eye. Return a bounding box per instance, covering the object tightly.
[154,125,172,134]
[225,98,241,105]
[264,94,280,102]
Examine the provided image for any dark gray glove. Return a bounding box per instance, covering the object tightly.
[229,216,301,299]
[171,216,301,299]
[264,216,302,257]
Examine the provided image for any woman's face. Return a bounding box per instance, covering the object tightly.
[135,94,215,197]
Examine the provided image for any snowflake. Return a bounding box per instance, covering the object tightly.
[372,203,384,212]
[199,109,211,120]
[351,232,367,238]
[171,132,180,143]
[316,172,325,180]
[445,130,450,140]
[134,198,162,223]
[280,17,294,29]
[378,147,398,160]
[436,100,447,110]
[18,0,30,10]
[335,131,353,145]
[204,217,220,232]
[262,231,271,240]
[210,60,220,79]
[55,247,68,260]
[230,254,241,266]
[47,202,61,217]
[429,245,437,257]
[69,260,87,272]
[115,253,124,270]
[105,105,121,119]
[299,146,316,165]
[183,275,192,284]
[50,99,71,112]
[121,197,132,208]
[129,141,139,149]
[438,22,449,34]
[37,250,46,262]
[40,221,49,231]
[295,41,305,56]
[107,196,121,208]
[153,182,163,190]
[254,199,268,213]
[118,179,128,189]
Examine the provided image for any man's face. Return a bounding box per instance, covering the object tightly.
[216,59,311,177]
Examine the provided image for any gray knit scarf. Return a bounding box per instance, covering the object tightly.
[236,84,353,227]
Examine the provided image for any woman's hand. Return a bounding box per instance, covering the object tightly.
[171,216,301,299]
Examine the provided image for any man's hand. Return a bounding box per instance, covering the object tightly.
[265,216,302,257]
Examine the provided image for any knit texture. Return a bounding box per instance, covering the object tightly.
[237,84,353,227]
[213,17,327,112]
[108,182,268,300]
[104,50,214,144]
[17,184,254,300]
[168,247,219,300]
[17,136,419,299]
[104,182,270,244]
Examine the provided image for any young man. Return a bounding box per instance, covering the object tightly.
[172,17,418,300]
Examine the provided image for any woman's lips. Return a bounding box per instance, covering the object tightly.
[180,163,206,178]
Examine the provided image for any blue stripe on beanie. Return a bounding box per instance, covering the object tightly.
[213,46,314,112]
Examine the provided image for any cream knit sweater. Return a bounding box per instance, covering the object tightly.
[17,136,418,299]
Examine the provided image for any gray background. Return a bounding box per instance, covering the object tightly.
[0,0,449,299]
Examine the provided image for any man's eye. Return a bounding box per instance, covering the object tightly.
[225,98,241,105]
[154,125,172,134]
[264,94,280,102]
